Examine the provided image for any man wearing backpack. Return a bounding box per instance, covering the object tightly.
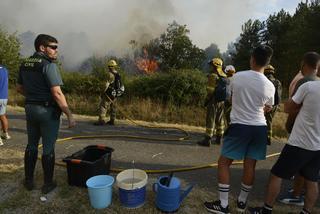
[94,59,125,126]
[264,65,282,145]
[198,58,227,147]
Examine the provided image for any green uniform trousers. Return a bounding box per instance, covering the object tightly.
[25,104,60,155]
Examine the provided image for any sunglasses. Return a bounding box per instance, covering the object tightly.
[46,45,58,50]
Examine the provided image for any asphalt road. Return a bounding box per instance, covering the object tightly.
[4,107,319,212]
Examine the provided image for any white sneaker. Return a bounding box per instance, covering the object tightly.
[0,138,3,146]
[1,132,11,140]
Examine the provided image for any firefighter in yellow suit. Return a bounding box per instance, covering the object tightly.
[94,59,124,126]
[264,64,282,145]
[198,58,226,147]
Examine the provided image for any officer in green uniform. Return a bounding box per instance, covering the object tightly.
[17,34,75,194]
[264,65,282,145]
[198,58,226,146]
[94,59,124,126]
[224,65,236,128]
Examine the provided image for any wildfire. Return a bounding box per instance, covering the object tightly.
[135,48,158,74]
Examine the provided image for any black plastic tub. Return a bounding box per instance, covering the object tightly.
[63,145,114,187]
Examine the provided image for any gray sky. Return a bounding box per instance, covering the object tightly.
[0,0,302,68]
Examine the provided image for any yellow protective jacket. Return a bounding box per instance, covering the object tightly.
[206,65,227,97]
[206,73,219,97]
[103,70,116,92]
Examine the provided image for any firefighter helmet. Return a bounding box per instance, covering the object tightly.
[208,58,226,77]
[107,59,117,68]
[209,58,223,67]
[225,65,236,75]
[264,64,275,73]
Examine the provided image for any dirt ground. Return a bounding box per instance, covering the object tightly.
[0,106,319,213]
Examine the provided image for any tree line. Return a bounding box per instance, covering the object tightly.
[232,1,320,89]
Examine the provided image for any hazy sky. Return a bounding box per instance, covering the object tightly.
[0,0,303,67]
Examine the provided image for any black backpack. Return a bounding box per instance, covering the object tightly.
[273,79,282,105]
[267,74,282,106]
[214,77,231,102]
[105,73,124,99]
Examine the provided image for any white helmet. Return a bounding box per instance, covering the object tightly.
[224,65,236,74]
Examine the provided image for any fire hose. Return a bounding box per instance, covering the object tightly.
[45,95,281,174]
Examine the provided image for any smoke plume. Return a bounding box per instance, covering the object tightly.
[0,0,298,69]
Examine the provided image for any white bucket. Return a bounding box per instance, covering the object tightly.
[116,169,148,190]
[116,169,148,208]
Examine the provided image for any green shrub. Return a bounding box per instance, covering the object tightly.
[60,69,207,107]
[125,69,207,106]
[0,27,21,83]
[61,72,104,95]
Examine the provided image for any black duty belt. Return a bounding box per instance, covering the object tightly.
[25,100,56,107]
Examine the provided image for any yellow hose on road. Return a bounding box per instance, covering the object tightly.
[109,152,281,174]
[51,95,281,174]
[56,131,189,143]
[43,117,281,174]
[55,150,280,174]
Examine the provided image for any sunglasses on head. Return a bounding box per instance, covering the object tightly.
[46,44,58,50]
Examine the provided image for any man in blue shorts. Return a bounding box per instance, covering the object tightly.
[203,45,274,214]
[249,52,320,214]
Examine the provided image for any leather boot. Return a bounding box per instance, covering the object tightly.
[197,135,212,147]
[93,120,106,126]
[41,153,57,194]
[214,135,223,145]
[267,137,271,145]
[106,119,115,125]
[24,149,38,191]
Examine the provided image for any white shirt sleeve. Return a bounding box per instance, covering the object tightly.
[292,82,309,104]
[230,75,235,92]
[266,96,274,106]
[266,85,275,106]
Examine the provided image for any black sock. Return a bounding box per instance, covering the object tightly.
[300,208,311,214]
[262,203,273,214]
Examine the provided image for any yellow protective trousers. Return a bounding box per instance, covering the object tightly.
[98,94,116,122]
[205,99,225,137]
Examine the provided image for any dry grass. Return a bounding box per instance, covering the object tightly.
[0,148,212,214]
[0,146,315,214]
[118,98,206,127]
[8,88,288,138]
[8,88,206,126]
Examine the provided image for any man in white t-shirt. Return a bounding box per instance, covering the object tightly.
[249,52,320,214]
[203,45,274,214]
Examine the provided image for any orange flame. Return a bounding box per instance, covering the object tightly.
[135,48,158,74]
